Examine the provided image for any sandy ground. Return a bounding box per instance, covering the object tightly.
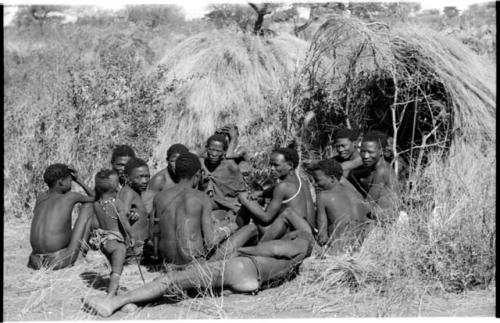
[3,219,496,320]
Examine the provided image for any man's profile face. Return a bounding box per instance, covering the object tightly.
[206,140,225,165]
[167,153,181,174]
[270,152,291,179]
[112,156,132,184]
[360,141,382,167]
[334,138,355,161]
[128,165,151,193]
[311,169,334,191]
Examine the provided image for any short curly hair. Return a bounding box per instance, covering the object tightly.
[167,143,189,159]
[334,128,359,141]
[206,134,228,151]
[362,131,388,149]
[111,145,136,163]
[310,159,343,181]
[175,152,202,179]
[273,148,299,169]
[94,169,118,198]
[43,163,71,187]
[125,157,148,176]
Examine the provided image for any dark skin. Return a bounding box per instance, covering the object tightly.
[84,215,313,317]
[112,156,133,187]
[29,169,95,269]
[238,152,315,241]
[200,139,244,213]
[152,169,237,265]
[93,173,135,295]
[357,140,399,213]
[148,153,181,193]
[332,137,363,178]
[312,169,370,246]
[118,165,150,241]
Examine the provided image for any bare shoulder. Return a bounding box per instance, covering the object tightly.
[149,169,167,187]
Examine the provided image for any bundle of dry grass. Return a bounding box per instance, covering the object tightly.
[303,15,495,168]
[152,30,309,161]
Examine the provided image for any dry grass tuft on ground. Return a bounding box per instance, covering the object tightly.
[152,30,309,160]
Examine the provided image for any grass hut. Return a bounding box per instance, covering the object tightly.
[152,30,308,161]
[301,15,495,172]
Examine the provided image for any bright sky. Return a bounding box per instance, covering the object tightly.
[3,0,492,21]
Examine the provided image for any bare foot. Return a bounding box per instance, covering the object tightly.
[84,296,117,317]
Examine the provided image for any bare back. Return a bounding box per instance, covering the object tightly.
[318,183,370,240]
[93,199,124,234]
[155,187,211,265]
[30,192,83,253]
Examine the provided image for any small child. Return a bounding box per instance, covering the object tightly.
[92,169,135,296]
[28,163,95,270]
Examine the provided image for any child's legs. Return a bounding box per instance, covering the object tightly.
[103,240,127,295]
[103,241,127,275]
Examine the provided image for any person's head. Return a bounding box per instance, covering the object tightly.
[270,148,299,179]
[333,129,359,161]
[94,169,119,199]
[309,159,343,191]
[175,152,202,187]
[43,163,72,192]
[215,124,239,143]
[205,134,228,166]
[111,145,136,184]
[360,131,388,167]
[166,144,189,174]
[125,157,150,193]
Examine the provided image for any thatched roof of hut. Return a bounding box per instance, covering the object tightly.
[153,30,308,160]
[302,15,495,160]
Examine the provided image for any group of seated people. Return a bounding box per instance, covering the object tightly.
[27,124,399,317]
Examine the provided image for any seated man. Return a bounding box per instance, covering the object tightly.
[92,169,135,296]
[28,164,95,270]
[237,148,315,242]
[148,144,190,193]
[118,157,151,244]
[351,131,400,220]
[309,159,371,251]
[331,128,363,178]
[110,145,136,188]
[215,124,252,172]
[83,211,314,317]
[152,152,237,265]
[199,134,247,226]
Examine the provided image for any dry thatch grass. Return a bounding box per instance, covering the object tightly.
[152,30,309,161]
[302,15,495,169]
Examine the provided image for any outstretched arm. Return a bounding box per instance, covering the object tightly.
[201,196,237,250]
[69,167,95,197]
[238,183,287,225]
